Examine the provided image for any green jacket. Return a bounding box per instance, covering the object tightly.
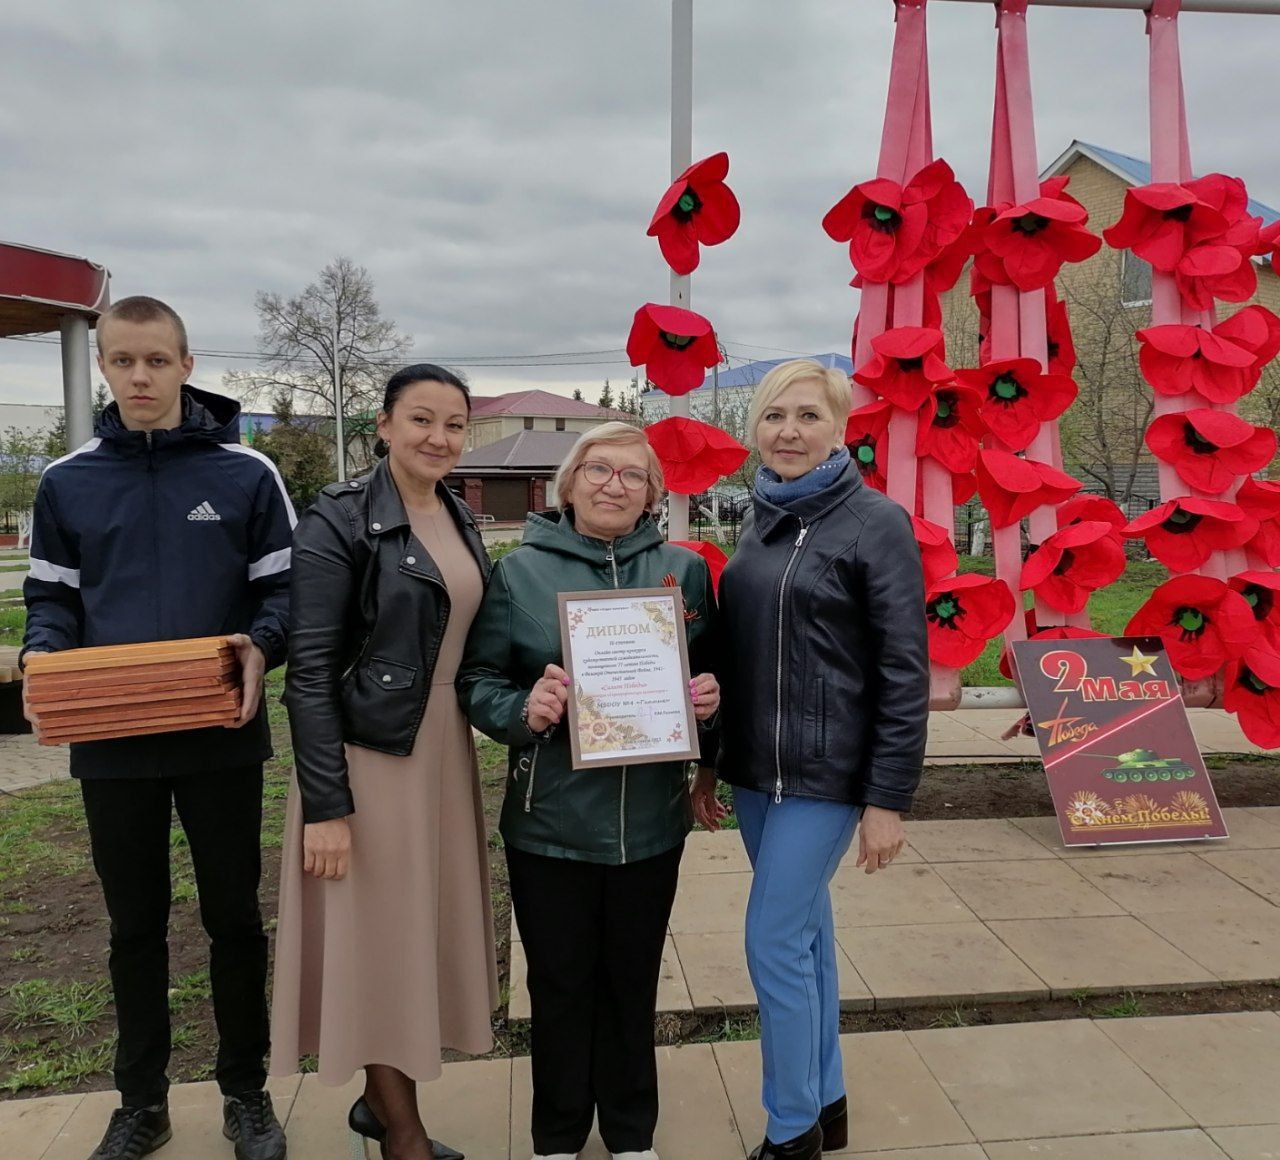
[457,511,719,865]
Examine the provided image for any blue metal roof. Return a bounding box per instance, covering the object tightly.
[641,352,853,398]
[1079,141,1279,226]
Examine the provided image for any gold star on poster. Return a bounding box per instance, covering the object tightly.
[1121,646,1158,677]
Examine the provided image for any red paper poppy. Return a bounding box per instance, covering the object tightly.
[1056,495,1126,540]
[976,449,1082,529]
[998,624,1107,681]
[1103,182,1231,271]
[977,181,1101,292]
[823,159,972,285]
[626,304,720,397]
[1145,409,1277,495]
[644,416,748,495]
[1175,238,1260,311]
[957,358,1077,453]
[843,399,892,493]
[916,382,987,475]
[951,470,978,507]
[1122,497,1259,574]
[1228,571,1280,651]
[647,152,741,276]
[1020,521,1127,614]
[669,540,729,596]
[1223,644,1280,750]
[852,327,953,412]
[1126,574,1255,681]
[925,572,1016,668]
[1237,477,1280,568]
[1046,288,1077,378]
[911,516,958,587]
[1137,306,1280,404]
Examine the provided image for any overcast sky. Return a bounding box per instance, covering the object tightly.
[2,1,1277,409]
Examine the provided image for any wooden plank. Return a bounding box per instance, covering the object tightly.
[28,676,238,710]
[24,637,233,676]
[27,658,236,692]
[39,711,241,745]
[39,692,240,726]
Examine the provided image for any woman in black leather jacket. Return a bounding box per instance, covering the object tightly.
[269,364,494,1160]
[691,359,929,1160]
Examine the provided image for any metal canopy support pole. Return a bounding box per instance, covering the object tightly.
[59,314,93,450]
[933,0,1280,12]
[332,318,347,482]
[667,0,693,542]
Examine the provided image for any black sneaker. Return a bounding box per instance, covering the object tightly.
[222,1091,287,1160]
[88,1104,172,1159]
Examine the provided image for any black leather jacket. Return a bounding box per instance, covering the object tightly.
[717,462,929,811]
[284,459,491,823]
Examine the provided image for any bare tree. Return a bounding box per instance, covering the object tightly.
[1056,274,1154,504]
[223,257,411,470]
[1241,358,1280,478]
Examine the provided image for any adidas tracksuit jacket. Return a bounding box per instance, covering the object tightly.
[22,386,295,779]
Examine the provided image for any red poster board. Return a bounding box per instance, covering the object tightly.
[1011,636,1229,848]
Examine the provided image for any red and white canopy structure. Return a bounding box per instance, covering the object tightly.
[0,241,111,449]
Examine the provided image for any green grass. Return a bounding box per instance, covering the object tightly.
[956,558,1166,687]
[1096,991,1146,1019]
[4,979,110,1037]
[0,781,88,885]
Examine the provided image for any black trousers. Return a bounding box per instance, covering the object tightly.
[80,765,270,1107]
[506,841,684,1156]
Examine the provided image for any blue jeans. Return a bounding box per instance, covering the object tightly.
[733,787,861,1143]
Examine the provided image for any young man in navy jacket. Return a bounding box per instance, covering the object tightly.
[23,297,293,1160]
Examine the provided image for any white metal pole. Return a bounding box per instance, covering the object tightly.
[59,314,94,450]
[934,0,1280,12]
[667,0,693,542]
[332,318,346,482]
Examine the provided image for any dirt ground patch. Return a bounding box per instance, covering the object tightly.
[0,683,1275,1098]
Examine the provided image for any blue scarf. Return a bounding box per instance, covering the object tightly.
[753,447,851,507]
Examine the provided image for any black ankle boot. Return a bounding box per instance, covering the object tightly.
[347,1097,466,1160]
[747,1122,823,1160]
[819,1096,848,1151]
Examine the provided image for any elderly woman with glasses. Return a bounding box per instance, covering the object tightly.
[458,421,721,1160]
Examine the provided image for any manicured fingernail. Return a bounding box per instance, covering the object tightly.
[562,679,571,686]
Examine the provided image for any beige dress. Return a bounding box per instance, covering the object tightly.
[269,504,499,1085]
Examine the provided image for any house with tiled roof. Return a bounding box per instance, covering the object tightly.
[938,140,1280,506]
[465,388,629,452]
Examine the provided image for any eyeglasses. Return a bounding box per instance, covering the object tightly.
[578,461,650,491]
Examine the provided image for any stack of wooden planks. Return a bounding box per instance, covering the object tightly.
[24,637,242,746]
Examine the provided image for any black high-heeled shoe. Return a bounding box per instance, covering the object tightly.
[347,1096,465,1160]
[747,1122,823,1160]
[819,1096,848,1151]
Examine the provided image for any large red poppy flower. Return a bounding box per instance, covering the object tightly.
[911,516,958,587]
[977,181,1101,292]
[1123,497,1259,574]
[644,416,748,495]
[1137,307,1280,404]
[647,152,741,276]
[1145,409,1277,495]
[852,327,953,412]
[957,358,1077,453]
[999,624,1107,681]
[1020,521,1127,615]
[669,539,729,596]
[1223,644,1280,749]
[823,159,972,285]
[1126,574,1255,681]
[925,573,1016,669]
[976,449,1082,529]
[843,399,892,493]
[1057,495,1127,541]
[1175,240,1260,311]
[1046,288,1077,378]
[1237,477,1280,567]
[916,382,986,475]
[1228,571,1280,652]
[1103,182,1231,271]
[626,304,720,397]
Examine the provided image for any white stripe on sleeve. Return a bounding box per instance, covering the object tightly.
[248,547,292,581]
[28,557,81,588]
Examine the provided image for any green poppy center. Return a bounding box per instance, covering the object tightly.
[855,443,876,466]
[992,375,1021,401]
[1163,508,1202,535]
[1013,212,1051,236]
[1184,424,1219,455]
[864,202,902,234]
[660,331,694,350]
[672,187,702,222]
[1241,667,1270,695]
[928,594,962,627]
[1174,606,1206,637]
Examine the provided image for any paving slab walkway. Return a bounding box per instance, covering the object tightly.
[5,1013,1277,1158]
[511,808,1280,1019]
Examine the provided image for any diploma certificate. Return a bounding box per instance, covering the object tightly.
[558,587,700,770]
